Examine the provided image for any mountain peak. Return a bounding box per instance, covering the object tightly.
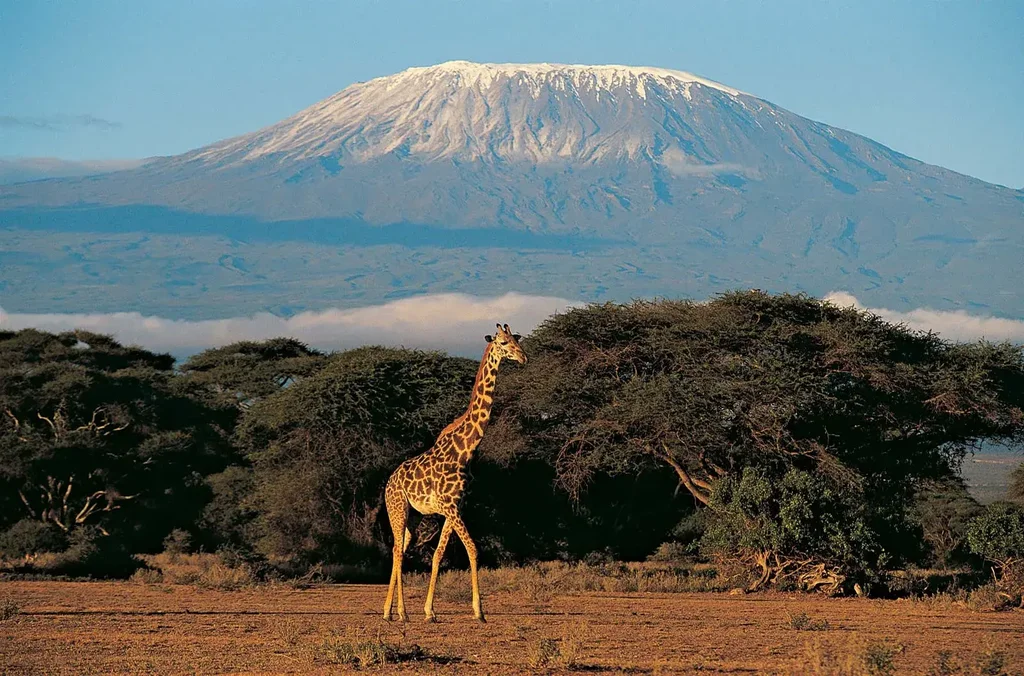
[187,60,759,167]
[384,60,748,98]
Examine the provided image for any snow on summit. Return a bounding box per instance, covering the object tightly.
[386,61,747,98]
[190,60,761,166]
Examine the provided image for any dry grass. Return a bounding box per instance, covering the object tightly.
[4,580,1023,674]
[300,624,457,669]
[525,623,590,669]
[407,560,726,603]
[131,551,258,590]
[0,598,20,622]
[309,628,429,668]
[791,637,1021,676]
[791,637,905,676]
[790,611,832,631]
[926,645,1017,676]
[909,583,1023,613]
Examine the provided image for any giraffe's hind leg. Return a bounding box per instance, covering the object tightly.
[382,486,409,622]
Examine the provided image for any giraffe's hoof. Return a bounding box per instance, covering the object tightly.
[475,614,487,624]
[425,614,438,623]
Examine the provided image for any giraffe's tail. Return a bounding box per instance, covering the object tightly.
[402,527,413,553]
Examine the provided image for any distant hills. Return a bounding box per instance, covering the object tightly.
[1,61,1021,319]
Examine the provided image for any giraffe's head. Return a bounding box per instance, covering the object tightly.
[485,323,528,365]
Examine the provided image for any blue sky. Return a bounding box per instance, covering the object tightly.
[2,0,1022,187]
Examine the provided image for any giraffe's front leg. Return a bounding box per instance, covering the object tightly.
[450,515,485,622]
[424,518,454,622]
[383,491,409,622]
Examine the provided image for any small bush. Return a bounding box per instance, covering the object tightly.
[4,526,141,578]
[135,551,257,590]
[558,621,588,668]
[967,502,1024,589]
[162,529,193,556]
[0,598,20,622]
[791,637,904,676]
[789,611,831,631]
[525,623,589,669]
[310,627,447,669]
[927,646,1015,676]
[528,638,560,668]
[646,541,690,563]
[964,585,1018,612]
[862,640,903,676]
[129,567,163,584]
[700,467,887,593]
[0,519,68,558]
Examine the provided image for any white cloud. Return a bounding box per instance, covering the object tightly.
[5,291,1018,362]
[0,156,147,185]
[0,293,579,358]
[824,292,1024,342]
[658,147,750,177]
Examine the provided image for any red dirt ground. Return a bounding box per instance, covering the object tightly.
[1,580,1021,674]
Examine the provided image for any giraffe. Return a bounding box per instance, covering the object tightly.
[382,323,527,623]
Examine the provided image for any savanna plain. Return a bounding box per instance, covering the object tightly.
[2,572,1021,675]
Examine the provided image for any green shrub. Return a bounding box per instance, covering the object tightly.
[913,481,983,568]
[967,502,1024,589]
[700,467,889,592]
[0,519,68,558]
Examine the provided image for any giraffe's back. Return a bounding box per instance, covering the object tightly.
[388,448,466,516]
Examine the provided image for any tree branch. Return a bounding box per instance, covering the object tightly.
[657,444,711,505]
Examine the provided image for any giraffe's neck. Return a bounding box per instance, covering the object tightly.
[438,342,501,464]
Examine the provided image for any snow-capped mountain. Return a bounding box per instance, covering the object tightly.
[186,61,749,167]
[1,62,1022,319]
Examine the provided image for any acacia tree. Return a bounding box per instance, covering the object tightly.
[483,292,1024,586]
[232,346,477,567]
[0,329,235,556]
[179,338,326,410]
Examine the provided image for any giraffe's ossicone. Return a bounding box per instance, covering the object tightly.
[382,323,527,623]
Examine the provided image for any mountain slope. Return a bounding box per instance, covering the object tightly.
[1,62,1022,319]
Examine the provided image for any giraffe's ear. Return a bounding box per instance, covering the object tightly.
[484,334,494,343]
[512,334,522,342]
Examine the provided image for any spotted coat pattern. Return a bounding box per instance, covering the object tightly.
[382,323,526,623]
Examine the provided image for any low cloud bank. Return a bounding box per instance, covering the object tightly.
[0,293,578,358]
[659,147,752,177]
[825,292,1024,342]
[0,114,121,132]
[2,292,1020,361]
[0,157,147,185]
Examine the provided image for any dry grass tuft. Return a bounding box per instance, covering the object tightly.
[558,620,589,668]
[132,552,258,590]
[525,620,591,669]
[528,637,561,668]
[306,625,454,669]
[407,560,727,604]
[791,637,904,676]
[926,645,1017,676]
[0,598,20,622]
[790,611,831,631]
[911,584,1022,613]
